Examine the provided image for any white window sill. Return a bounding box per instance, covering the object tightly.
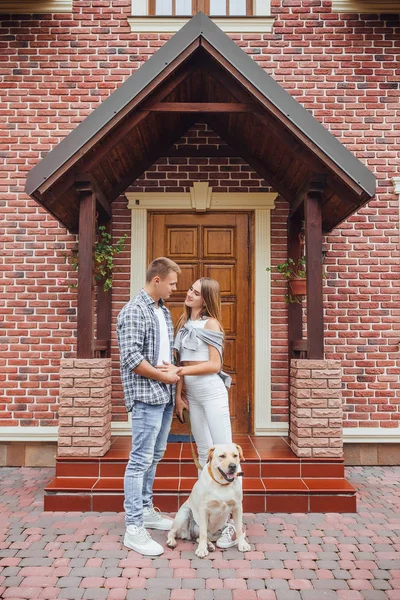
[128,15,275,33]
[0,0,72,12]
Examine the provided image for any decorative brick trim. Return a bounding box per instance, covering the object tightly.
[289,359,343,459]
[58,359,112,457]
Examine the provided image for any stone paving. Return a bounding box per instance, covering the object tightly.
[1,466,400,600]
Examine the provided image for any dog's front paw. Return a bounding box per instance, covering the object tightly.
[195,543,209,558]
[238,539,251,552]
[166,533,177,548]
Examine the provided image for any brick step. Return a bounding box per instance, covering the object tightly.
[45,437,355,513]
[55,436,346,478]
[44,476,356,513]
[55,458,345,479]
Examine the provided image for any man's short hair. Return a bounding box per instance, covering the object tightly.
[146,257,181,283]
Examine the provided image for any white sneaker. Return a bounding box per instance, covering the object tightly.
[143,506,173,530]
[216,523,237,549]
[124,525,164,555]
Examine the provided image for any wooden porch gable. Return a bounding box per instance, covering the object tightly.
[26,12,375,235]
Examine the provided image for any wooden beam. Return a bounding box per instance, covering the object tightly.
[305,176,325,360]
[91,176,112,220]
[203,60,255,104]
[291,340,308,353]
[290,187,307,220]
[287,214,304,434]
[93,339,110,353]
[206,115,295,203]
[96,221,112,358]
[75,173,112,221]
[36,62,203,215]
[287,215,303,351]
[77,182,96,359]
[104,115,198,202]
[144,102,255,112]
[290,175,328,221]
[201,38,365,199]
[37,39,201,197]
[166,146,240,158]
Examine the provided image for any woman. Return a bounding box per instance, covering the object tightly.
[165,277,237,549]
[174,277,232,467]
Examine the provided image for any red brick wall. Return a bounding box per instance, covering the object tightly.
[1,1,399,431]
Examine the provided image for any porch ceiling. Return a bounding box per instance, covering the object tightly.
[25,12,376,234]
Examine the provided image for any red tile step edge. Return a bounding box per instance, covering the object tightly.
[44,438,356,513]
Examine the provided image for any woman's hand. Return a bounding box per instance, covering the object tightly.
[155,362,181,384]
[175,395,189,422]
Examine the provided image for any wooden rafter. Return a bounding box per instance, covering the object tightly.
[206,114,295,203]
[201,38,366,199]
[143,102,256,112]
[36,39,201,198]
[102,115,198,202]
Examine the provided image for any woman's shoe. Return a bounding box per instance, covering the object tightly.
[216,523,237,549]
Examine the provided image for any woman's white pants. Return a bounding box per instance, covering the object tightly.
[184,373,232,468]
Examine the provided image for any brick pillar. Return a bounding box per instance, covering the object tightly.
[290,359,343,458]
[58,358,112,457]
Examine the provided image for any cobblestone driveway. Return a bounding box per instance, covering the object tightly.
[1,466,400,599]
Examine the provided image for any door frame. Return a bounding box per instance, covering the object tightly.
[112,185,288,436]
[149,210,252,434]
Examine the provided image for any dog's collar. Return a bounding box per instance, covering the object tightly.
[207,464,234,486]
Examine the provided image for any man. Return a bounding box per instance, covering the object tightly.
[117,257,181,556]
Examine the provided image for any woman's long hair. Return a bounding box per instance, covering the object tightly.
[176,277,224,334]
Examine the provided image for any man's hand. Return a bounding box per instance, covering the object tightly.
[162,370,181,384]
[134,359,181,384]
[156,362,181,384]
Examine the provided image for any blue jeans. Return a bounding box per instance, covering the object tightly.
[124,400,173,526]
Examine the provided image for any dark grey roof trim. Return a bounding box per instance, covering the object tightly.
[200,14,375,197]
[25,21,201,196]
[26,12,375,198]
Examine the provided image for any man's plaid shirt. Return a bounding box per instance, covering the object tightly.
[117,289,175,411]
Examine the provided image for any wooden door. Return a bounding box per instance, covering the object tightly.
[148,212,252,434]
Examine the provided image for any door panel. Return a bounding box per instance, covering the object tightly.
[148,211,252,434]
[168,227,199,259]
[203,264,236,295]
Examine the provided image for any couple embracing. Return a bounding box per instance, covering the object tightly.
[117,257,236,556]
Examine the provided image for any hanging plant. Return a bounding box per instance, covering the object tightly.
[266,256,326,304]
[69,225,127,292]
[266,257,307,304]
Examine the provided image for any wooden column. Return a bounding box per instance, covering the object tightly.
[76,180,96,358]
[95,219,112,358]
[287,215,303,355]
[305,176,325,359]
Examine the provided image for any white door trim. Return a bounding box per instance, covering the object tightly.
[124,186,284,435]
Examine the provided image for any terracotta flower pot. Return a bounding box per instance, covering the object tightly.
[289,277,306,296]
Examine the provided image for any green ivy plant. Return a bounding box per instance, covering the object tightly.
[70,225,127,292]
[266,256,306,280]
[266,256,326,304]
[266,257,307,304]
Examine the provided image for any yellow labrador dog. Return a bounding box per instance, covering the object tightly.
[166,443,251,558]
